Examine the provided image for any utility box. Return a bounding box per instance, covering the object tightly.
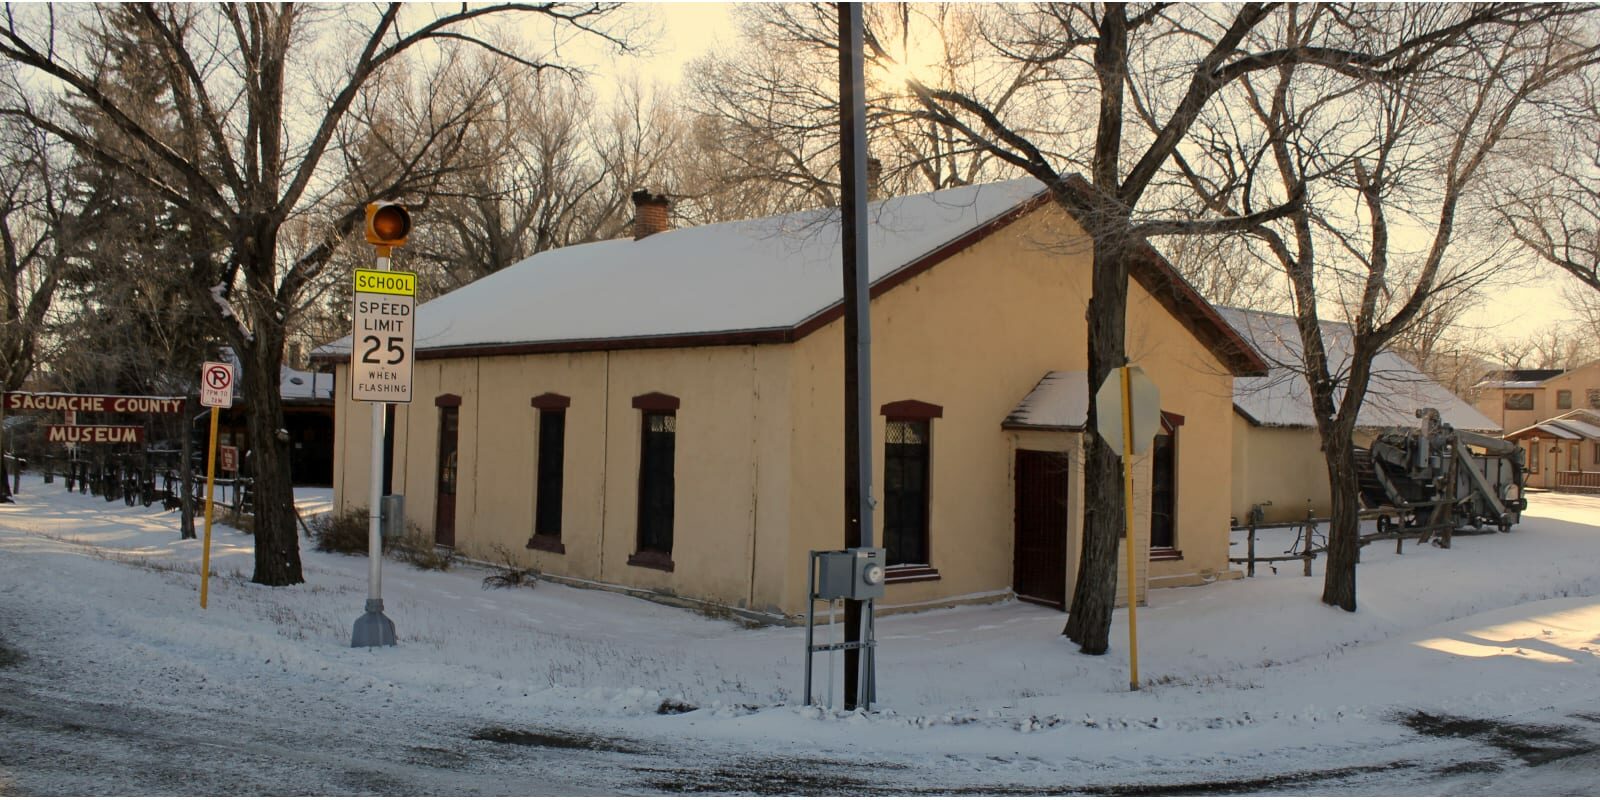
[379,494,405,541]
[815,547,886,600]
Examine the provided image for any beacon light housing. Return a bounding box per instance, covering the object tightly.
[365,202,411,247]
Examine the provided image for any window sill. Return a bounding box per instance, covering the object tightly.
[885,565,940,584]
[1150,547,1183,562]
[627,550,675,572]
[526,535,566,555]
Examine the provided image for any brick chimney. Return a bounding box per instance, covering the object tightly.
[631,190,672,240]
[866,158,883,200]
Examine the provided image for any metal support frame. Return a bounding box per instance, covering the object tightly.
[804,550,878,710]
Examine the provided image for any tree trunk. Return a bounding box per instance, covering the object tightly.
[242,331,303,586]
[1320,436,1361,611]
[1063,237,1130,654]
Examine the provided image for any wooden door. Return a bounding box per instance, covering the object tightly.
[435,406,459,548]
[1013,450,1070,609]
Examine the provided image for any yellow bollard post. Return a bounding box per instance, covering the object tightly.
[200,406,219,609]
[1121,365,1140,691]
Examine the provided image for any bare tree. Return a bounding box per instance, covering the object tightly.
[0,2,631,586]
[681,4,1011,220]
[1176,4,1598,609]
[888,3,1551,646]
[0,108,111,392]
[1153,232,1285,311]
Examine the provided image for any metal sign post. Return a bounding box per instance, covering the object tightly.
[351,202,412,649]
[1094,364,1160,691]
[838,0,877,713]
[198,360,234,609]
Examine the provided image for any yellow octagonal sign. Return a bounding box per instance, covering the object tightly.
[1094,365,1161,456]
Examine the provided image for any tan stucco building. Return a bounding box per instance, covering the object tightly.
[1221,307,1499,525]
[316,180,1268,622]
[1504,409,1600,491]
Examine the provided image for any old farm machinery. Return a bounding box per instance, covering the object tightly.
[1356,408,1526,536]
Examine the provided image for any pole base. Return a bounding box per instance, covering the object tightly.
[351,599,397,647]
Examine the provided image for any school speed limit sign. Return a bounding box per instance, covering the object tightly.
[350,269,416,403]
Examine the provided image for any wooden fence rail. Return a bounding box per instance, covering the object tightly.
[1557,471,1600,492]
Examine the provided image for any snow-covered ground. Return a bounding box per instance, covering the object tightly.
[2,475,1599,794]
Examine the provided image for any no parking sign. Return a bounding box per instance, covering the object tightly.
[200,362,234,408]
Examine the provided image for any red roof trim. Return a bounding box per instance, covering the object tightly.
[791,193,1053,340]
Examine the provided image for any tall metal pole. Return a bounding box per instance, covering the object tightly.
[1120,366,1140,691]
[839,2,875,711]
[352,248,397,648]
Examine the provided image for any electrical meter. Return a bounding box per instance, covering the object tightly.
[816,547,886,600]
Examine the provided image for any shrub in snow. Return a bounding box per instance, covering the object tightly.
[481,545,537,589]
[309,507,369,554]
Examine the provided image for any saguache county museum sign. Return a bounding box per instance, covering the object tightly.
[3,392,185,446]
[3,393,185,414]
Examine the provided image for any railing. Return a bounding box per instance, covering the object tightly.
[1556,471,1600,492]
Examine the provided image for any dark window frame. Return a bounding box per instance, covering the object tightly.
[1558,389,1573,409]
[528,393,570,554]
[629,393,678,571]
[1504,392,1535,410]
[1149,412,1182,555]
[880,399,941,572]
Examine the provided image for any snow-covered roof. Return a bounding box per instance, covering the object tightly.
[314,179,1046,357]
[1509,423,1583,440]
[1003,371,1090,430]
[311,178,1267,377]
[1476,368,1564,388]
[1507,410,1600,441]
[1220,307,1499,432]
[280,366,332,402]
[218,347,332,403]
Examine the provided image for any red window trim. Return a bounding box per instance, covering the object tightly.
[530,392,571,410]
[435,393,462,408]
[526,534,566,555]
[626,550,675,572]
[885,565,940,583]
[632,392,680,412]
[880,399,943,420]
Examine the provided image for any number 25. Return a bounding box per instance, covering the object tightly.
[360,335,406,365]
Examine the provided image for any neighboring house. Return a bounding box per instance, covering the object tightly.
[1221,307,1499,525]
[1503,409,1600,492]
[210,360,336,486]
[314,180,1268,622]
[1474,362,1600,435]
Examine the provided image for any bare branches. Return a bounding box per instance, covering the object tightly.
[0,0,637,586]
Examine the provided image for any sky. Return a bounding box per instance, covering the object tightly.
[555,2,1583,352]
